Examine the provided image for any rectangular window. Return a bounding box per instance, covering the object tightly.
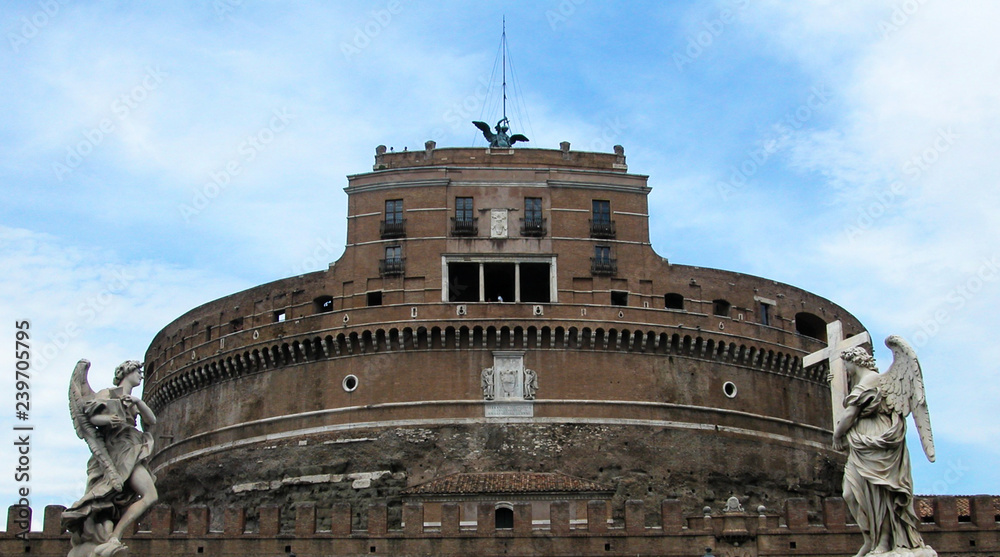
[595,245,611,263]
[760,302,771,326]
[456,197,474,221]
[452,197,477,236]
[380,245,404,276]
[521,197,545,236]
[525,198,542,221]
[274,310,286,323]
[385,199,403,224]
[590,200,615,238]
[592,200,611,224]
[381,199,405,238]
[591,245,616,275]
[367,291,383,306]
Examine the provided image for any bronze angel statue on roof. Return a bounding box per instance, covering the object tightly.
[831,336,936,557]
[62,359,159,557]
[473,118,529,148]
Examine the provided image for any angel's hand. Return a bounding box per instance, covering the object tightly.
[121,394,134,404]
[832,436,845,451]
[826,371,834,384]
[107,414,125,428]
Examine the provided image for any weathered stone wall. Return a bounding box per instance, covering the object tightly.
[152,423,843,532]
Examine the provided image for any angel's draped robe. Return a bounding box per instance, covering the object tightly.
[62,389,155,533]
[843,377,926,550]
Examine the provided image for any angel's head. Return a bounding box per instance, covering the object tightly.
[113,360,144,386]
[841,347,878,373]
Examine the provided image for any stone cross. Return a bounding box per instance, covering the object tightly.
[803,320,870,429]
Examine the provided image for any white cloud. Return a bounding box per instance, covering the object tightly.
[0,225,247,526]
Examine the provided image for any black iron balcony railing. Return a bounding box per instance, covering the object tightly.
[380,219,407,239]
[451,217,478,236]
[589,219,616,239]
[590,257,618,275]
[379,257,405,276]
[519,217,547,237]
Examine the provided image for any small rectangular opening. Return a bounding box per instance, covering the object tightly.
[759,302,772,326]
[611,291,628,306]
[204,325,212,342]
[314,295,334,313]
[367,291,383,306]
[789,541,797,549]
[274,310,286,323]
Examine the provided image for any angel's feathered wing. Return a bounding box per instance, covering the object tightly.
[509,134,529,145]
[472,121,495,142]
[68,359,123,489]
[881,336,935,462]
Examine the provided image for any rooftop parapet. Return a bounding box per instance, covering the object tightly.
[369,142,629,173]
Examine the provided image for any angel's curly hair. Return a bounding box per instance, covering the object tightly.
[841,347,878,371]
[113,360,144,385]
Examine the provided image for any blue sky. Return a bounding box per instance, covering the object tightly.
[2,1,998,528]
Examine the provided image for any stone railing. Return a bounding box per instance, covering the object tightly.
[4,496,997,557]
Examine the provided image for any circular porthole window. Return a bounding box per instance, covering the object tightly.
[342,374,358,392]
[723,381,738,399]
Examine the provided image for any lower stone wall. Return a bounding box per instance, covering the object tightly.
[4,496,997,557]
[152,423,845,531]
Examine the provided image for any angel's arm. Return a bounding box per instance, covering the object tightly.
[832,404,860,450]
[134,398,156,426]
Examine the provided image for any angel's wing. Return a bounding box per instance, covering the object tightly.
[68,359,124,490]
[509,134,529,144]
[881,335,936,462]
[472,121,494,141]
[68,359,95,439]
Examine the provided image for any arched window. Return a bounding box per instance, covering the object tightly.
[664,293,684,310]
[713,299,731,317]
[795,312,827,341]
[495,505,514,529]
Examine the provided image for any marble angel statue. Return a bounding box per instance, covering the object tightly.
[62,360,159,557]
[832,337,936,557]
